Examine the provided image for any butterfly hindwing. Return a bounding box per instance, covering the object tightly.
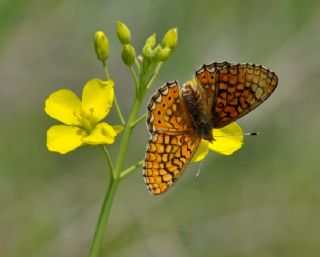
[144,132,200,195]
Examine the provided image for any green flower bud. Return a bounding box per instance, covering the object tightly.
[142,44,154,59]
[152,44,161,60]
[162,28,178,50]
[157,47,171,61]
[144,33,156,48]
[121,44,136,66]
[116,21,131,44]
[94,31,110,62]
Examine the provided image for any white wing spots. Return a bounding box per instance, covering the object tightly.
[151,133,158,143]
[149,114,154,123]
[162,86,169,95]
[150,102,156,111]
[155,94,162,103]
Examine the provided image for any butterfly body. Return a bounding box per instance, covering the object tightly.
[181,82,214,141]
[144,62,278,195]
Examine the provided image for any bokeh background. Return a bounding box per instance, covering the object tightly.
[1,0,320,256]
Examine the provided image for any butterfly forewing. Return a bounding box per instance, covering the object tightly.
[196,62,278,128]
[147,81,194,134]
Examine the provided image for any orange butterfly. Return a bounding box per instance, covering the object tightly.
[143,62,278,195]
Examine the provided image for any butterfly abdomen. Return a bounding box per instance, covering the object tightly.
[181,82,213,141]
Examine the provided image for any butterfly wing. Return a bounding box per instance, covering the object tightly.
[147,81,194,133]
[144,81,200,195]
[196,62,278,128]
[144,133,200,195]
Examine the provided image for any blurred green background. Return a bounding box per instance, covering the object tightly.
[1,0,320,256]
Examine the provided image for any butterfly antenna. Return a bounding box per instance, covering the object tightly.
[213,132,259,137]
[194,159,205,184]
[244,132,259,136]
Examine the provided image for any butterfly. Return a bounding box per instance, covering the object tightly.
[143,62,278,195]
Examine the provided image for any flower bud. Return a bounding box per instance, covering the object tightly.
[151,44,161,60]
[157,47,171,61]
[142,44,154,59]
[162,28,178,50]
[121,44,136,66]
[94,31,110,62]
[116,21,131,44]
[144,33,156,48]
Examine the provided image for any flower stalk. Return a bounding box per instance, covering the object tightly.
[102,61,125,126]
[88,178,120,257]
[87,23,179,257]
[88,76,150,257]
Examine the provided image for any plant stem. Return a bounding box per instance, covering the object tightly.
[129,66,139,96]
[88,178,119,257]
[102,62,126,126]
[130,113,146,129]
[120,159,144,178]
[88,92,142,257]
[100,145,115,179]
[102,61,111,80]
[113,97,142,177]
[89,56,163,257]
[145,62,163,90]
[134,58,141,73]
[113,95,126,126]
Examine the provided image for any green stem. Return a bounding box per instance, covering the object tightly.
[134,58,141,73]
[130,113,146,129]
[102,61,111,80]
[140,62,156,92]
[89,56,163,257]
[102,61,126,126]
[129,66,139,96]
[120,159,144,178]
[100,145,115,178]
[113,98,142,177]
[88,97,142,257]
[113,95,126,126]
[145,62,163,90]
[88,178,119,257]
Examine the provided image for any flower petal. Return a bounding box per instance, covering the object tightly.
[82,122,117,145]
[47,125,87,154]
[209,122,244,155]
[113,125,124,134]
[82,79,114,123]
[192,140,209,162]
[45,89,82,125]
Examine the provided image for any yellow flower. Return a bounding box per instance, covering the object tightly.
[192,122,244,162]
[45,79,123,154]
